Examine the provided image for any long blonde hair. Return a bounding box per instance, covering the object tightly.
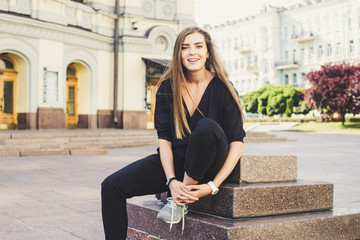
[158,26,244,139]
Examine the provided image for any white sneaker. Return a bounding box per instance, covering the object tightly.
[156,197,188,232]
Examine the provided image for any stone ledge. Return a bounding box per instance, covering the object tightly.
[189,181,333,218]
[227,155,297,183]
[127,196,360,240]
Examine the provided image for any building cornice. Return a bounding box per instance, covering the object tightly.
[0,13,113,51]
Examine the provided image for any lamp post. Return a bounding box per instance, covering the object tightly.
[113,0,119,125]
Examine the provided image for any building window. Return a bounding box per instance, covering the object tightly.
[293,50,297,62]
[327,44,332,57]
[316,17,321,32]
[292,25,296,35]
[301,48,305,60]
[285,74,289,85]
[284,26,288,39]
[307,18,312,33]
[348,16,352,27]
[350,40,354,53]
[309,47,314,58]
[264,61,269,74]
[334,14,340,30]
[285,50,289,60]
[302,72,306,85]
[318,45,323,58]
[337,42,341,55]
[325,15,330,30]
[293,73,297,84]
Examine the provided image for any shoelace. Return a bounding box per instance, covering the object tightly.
[167,198,186,234]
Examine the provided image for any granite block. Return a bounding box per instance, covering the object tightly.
[189,181,333,218]
[227,155,297,183]
[127,195,360,240]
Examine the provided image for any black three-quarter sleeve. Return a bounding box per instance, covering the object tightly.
[154,80,172,141]
[222,87,246,143]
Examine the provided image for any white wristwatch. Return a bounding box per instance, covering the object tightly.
[207,181,219,195]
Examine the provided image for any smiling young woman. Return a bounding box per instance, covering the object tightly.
[101,26,246,240]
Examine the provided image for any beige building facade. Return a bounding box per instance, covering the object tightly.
[0,0,194,130]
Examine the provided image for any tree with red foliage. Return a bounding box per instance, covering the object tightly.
[305,63,360,125]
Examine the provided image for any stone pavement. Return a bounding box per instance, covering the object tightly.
[0,131,359,240]
[246,121,299,132]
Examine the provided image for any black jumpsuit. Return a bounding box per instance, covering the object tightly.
[101,77,246,240]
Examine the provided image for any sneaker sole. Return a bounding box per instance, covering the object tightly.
[156,210,188,224]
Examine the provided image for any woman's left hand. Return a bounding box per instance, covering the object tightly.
[186,184,212,199]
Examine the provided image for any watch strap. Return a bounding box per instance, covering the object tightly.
[207,181,219,195]
[166,177,176,186]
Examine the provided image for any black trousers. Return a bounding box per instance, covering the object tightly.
[101,118,229,240]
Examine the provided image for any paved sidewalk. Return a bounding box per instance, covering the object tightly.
[0,131,359,239]
[246,121,299,132]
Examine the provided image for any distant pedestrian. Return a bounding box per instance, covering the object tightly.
[101,26,246,240]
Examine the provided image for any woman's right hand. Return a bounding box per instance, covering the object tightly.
[168,180,198,206]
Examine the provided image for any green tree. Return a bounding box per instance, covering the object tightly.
[243,85,311,117]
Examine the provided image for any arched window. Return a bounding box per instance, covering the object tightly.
[0,57,14,69]
[67,66,76,77]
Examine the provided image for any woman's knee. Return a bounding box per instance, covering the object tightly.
[192,118,223,138]
[101,173,127,199]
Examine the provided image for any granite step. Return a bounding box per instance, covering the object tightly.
[226,155,297,184]
[69,149,108,155]
[3,137,69,145]
[86,140,158,149]
[0,150,20,157]
[8,130,157,139]
[68,135,157,143]
[0,129,159,157]
[127,195,360,240]
[19,148,108,157]
[189,181,333,218]
[20,149,71,157]
[0,143,45,150]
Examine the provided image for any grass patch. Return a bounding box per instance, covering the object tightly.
[288,121,360,132]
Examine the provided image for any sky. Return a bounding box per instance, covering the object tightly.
[194,0,303,26]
